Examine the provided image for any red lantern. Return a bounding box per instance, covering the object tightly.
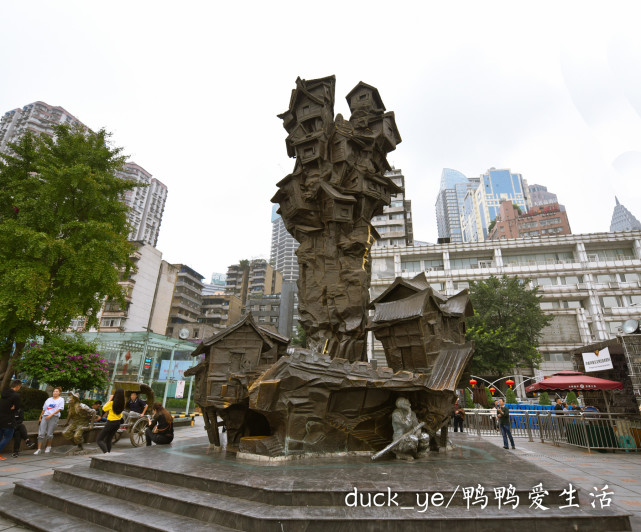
[506,379,515,389]
[489,387,496,395]
[469,379,477,388]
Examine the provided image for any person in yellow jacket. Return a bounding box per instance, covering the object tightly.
[96,388,125,454]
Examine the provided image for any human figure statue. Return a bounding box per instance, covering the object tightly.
[391,397,428,461]
[62,392,99,451]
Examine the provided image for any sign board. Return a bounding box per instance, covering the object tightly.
[582,347,614,373]
[175,380,186,399]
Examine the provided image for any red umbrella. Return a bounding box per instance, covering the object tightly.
[525,370,623,392]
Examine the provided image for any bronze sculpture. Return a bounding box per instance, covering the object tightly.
[62,392,100,451]
[188,77,474,458]
[272,76,401,362]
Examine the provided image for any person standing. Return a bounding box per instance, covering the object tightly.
[34,386,64,455]
[452,399,465,432]
[145,403,174,447]
[96,389,125,454]
[554,398,564,414]
[497,398,515,450]
[0,380,22,460]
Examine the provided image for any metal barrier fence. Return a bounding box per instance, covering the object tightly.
[462,410,641,452]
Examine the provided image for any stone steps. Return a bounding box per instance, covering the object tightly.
[0,436,632,531]
[0,493,112,532]
[12,477,237,532]
[90,454,576,508]
[2,462,633,532]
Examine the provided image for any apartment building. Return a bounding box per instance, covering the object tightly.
[370,230,641,379]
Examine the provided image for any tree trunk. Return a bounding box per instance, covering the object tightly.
[0,341,24,390]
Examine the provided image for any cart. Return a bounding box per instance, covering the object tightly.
[110,381,155,447]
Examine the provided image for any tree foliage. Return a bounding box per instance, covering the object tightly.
[0,126,137,385]
[466,275,552,376]
[505,387,518,404]
[14,334,110,391]
[565,391,578,405]
[464,388,474,409]
[290,323,307,348]
[538,391,551,405]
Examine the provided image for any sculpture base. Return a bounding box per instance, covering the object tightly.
[0,433,631,531]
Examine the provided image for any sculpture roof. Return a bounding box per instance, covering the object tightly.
[369,273,432,307]
[439,289,474,318]
[191,313,274,356]
[345,81,386,112]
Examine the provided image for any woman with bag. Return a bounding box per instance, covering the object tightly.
[96,388,125,454]
[145,402,174,446]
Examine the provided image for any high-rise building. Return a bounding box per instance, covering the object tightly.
[225,259,283,304]
[435,168,479,243]
[270,205,299,282]
[610,197,641,232]
[528,184,564,209]
[117,162,167,247]
[0,101,167,247]
[460,168,530,242]
[371,168,414,247]
[488,200,572,240]
[166,265,205,338]
[200,293,243,331]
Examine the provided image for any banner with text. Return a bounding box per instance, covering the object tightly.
[582,347,613,372]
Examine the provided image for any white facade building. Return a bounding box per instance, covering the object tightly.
[270,205,299,282]
[0,101,167,247]
[370,230,641,377]
[117,162,167,247]
[371,168,414,247]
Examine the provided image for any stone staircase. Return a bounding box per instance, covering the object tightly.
[0,436,632,531]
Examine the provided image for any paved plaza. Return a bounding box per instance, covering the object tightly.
[0,418,207,531]
[477,432,641,530]
[0,419,639,530]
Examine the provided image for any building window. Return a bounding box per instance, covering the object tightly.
[193,329,199,338]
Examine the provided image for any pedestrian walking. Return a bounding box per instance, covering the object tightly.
[0,380,22,460]
[96,388,125,454]
[497,398,515,450]
[34,386,64,455]
[145,403,174,447]
[452,399,465,432]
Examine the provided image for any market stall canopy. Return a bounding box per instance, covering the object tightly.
[525,370,623,392]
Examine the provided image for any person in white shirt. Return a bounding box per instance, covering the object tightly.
[34,387,65,455]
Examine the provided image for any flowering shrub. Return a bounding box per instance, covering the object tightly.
[15,335,109,391]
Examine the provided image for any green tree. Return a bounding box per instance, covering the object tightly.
[14,334,109,391]
[539,392,551,405]
[290,323,307,348]
[466,275,552,376]
[565,391,578,405]
[464,388,474,409]
[486,386,494,405]
[505,388,517,404]
[0,126,137,388]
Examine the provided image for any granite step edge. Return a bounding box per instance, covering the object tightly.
[12,477,238,532]
[0,492,113,532]
[90,454,574,507]
[45,466,635,528]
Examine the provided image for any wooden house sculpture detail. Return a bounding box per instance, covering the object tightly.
[272,76,402,363]
[184,314,289,446]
